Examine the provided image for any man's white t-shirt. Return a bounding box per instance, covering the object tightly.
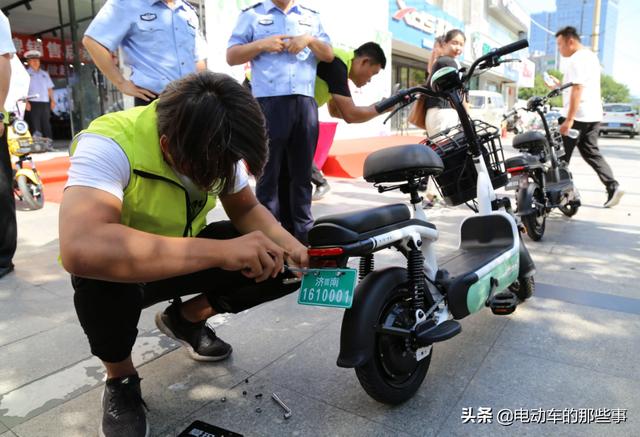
[560,48,603,123]
[65,134,250,203]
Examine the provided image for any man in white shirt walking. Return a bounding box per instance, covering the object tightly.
[549,26,623,208]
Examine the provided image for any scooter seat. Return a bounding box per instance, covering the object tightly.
[364,144,444,183]
[512,131,548,152]
[505,154,542,169]
[309,203,434,246]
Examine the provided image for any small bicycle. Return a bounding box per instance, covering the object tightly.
[295,39,535,405]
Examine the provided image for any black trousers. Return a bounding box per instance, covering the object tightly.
[559,117,617,188]
[25,102,52,138]
[72,221,299,363]
[0,128,16,267]
[255,95,318,244]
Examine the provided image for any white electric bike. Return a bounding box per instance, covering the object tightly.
[295,39,535,405]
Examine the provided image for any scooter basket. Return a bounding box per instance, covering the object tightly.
[423,120,508,206]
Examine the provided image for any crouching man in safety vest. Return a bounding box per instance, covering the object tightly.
[59,71,308,437]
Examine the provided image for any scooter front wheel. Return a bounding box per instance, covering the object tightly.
[354,278,431,405]
[16,175,45,210]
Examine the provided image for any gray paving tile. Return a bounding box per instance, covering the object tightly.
[210,292,343,374]
[254,310,508,436]
[494,296,640,380]
[0,421,7,434]
[159,376,412,437]
[0,322,90,395]
[10,350,246,437]
[0,329,178,428]
[436,346,639,437]
[0,280,75,347]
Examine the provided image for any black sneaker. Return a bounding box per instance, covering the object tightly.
[0,263,14,279]
[100,374,149,437]
[312,182,331,201]
[604,184,624,208]
[155,299,232,362]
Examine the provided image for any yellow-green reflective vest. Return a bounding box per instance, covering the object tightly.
[314,47,355,108]
[70,102,218,237]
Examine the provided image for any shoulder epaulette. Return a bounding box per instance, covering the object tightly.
[242,2,262,12]
[299,4,319,13]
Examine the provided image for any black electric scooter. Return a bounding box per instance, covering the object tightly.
[503,83,581,241]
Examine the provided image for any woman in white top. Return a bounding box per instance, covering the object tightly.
[424,29,466,137]
[422,29,466,207]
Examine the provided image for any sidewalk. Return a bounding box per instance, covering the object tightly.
[1,136,639,436]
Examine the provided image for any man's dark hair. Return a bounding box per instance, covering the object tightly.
[555,26,580,41]
[156,71,267,192]
[354,42,387,69]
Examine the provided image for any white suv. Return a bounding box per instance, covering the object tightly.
[600,103,639,138]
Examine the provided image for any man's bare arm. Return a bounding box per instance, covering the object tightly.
[59,186,286,283]
[559,84,583,135]
[82,36,156,101]
[220,186,308,267]
[330,94,379,123]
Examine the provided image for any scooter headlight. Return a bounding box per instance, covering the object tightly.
[13,120,29,136]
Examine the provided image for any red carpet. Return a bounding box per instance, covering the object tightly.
[36,135,424,203]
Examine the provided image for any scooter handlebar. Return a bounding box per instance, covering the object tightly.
[491,39,529,59]
[375,90,412,113]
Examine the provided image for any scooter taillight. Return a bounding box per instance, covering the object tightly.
[308,247,343,268]
[308,247,344,257]
[507,166,525,175]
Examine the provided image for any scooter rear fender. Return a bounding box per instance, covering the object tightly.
[515,182,539,217]
[337,267,407,368]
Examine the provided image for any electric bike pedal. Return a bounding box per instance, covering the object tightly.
[415,319,461,346]
[487,291,518,315]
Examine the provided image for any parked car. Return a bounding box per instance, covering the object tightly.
[468,90,506,128]
[600,103,638,138]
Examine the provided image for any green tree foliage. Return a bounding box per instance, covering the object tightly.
[518,69,563,107]
[600,74,631,103]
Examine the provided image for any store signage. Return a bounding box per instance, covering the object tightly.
[11,34,91,65]
[389,0,464,50]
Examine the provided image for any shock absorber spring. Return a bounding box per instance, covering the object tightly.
[408,248,426,311]
[359,254,374,280]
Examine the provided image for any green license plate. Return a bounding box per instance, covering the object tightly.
[297,268,357,309]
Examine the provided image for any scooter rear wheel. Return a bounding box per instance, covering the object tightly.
[522,188,546,241]
[355,280,431,405]
[16,175,45,210]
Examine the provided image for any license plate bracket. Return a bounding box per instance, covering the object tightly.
[298,268,357,309]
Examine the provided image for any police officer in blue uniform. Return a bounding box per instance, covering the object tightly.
[24,50,55,139]
[227,0,333,244]
[83,0,207,106]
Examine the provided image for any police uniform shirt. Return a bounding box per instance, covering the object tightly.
[26,68,55,103]
[228,1,331,98]
[85,0,207,95]
[0,11,16,56]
